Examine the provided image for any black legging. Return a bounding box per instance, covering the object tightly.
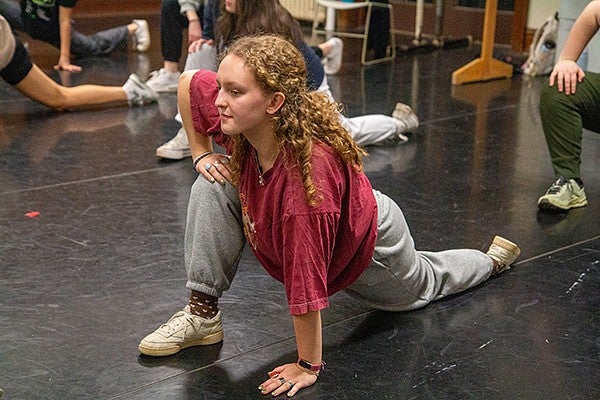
[367,0,390,58]
[160,0,204,63]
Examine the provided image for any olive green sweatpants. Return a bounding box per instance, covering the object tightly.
[539,71,600,180]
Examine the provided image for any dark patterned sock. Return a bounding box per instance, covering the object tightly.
[188,290,218,319]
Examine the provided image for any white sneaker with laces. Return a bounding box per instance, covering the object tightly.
[139,306,224,356]
[156,127,191,160]
[146,68,181,93]
[323,37,343,75]
[537,178,587,210]
[132,19,150,52]
[122,74,158,106]
[487,236,521,276]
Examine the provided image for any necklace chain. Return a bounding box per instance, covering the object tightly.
[253,148,278,186]
[253,150,265,186]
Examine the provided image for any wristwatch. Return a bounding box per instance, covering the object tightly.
[297,358,325,375]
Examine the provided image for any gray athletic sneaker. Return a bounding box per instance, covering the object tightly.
[156,127,191,160]
[146,68,181,93]
[538,178,587,210]
[138,306,224,356]
[487,236,521,276]
[123,74,158,107]
[132,19,150,52]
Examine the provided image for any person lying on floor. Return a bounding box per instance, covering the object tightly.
[138,34,521,397]
[0,15,157,111]
[0,0,150,72]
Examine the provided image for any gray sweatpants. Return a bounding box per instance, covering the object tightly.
[184,176,493,311]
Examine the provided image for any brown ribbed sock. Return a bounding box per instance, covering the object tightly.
[188,290,218,319]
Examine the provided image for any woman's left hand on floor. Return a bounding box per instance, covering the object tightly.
[258,363,318,397]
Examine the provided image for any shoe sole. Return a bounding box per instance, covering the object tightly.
[492,236,521,258]
[538,198,588,211]
[156,147,191,160]
[138,330,224,357]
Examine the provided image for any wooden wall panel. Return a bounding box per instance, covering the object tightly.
[74,0,161,16]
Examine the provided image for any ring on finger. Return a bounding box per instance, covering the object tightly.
[278,377,286,384]
[221,157,230,165]
[205,163,212,171]
[214,161,220,167]
[287,381,295,388]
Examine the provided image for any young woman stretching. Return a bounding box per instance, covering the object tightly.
[139,35,520,396]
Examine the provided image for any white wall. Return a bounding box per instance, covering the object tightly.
[528,0,560,29]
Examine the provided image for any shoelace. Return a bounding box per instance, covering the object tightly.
[160,311,187,334]
[547,178,568,194]
[160,312,203,338]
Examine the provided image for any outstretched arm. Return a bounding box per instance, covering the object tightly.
[550,1,600,94]
[55,6,81,72]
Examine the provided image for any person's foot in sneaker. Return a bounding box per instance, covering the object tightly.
[156,127,191,160]
[322,37,343,75]
[132,19,151,52]
[538,177,588,211]
[392,102,419,137]
[487,236,521,276]
[123,74,158,106]
[138,306,224,356]
[146,68,181,93]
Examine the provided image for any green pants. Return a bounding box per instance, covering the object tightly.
[539,70,600,180]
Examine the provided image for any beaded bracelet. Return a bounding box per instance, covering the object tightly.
[192,151,213,170]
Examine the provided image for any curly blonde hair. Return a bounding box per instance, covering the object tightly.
[225,35,367,206]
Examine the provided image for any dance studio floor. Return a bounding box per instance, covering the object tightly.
[1,15,598,400]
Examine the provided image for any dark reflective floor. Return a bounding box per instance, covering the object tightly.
[1,16,599,400]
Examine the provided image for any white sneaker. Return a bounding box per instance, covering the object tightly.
[132,19,150,52]
[487,236,521,276]
[122,73,158,106]
[323,37,343,75]
[392,102,419,136]
[139,306,224,356]
[146,68,181,93]
[538,178,587,210]
[156,127,191,160]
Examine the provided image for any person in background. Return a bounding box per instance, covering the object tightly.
[0,15,157,110]
[0,0,150,72]
[138,34,521,397]
[145,0,204,92]
[155,0,417,160]
[537,0,600,211]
